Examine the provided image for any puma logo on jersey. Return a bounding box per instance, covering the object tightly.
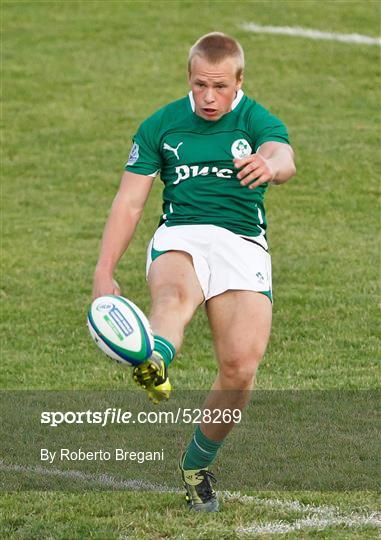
[174,165,233,184]
[163,141,183,160]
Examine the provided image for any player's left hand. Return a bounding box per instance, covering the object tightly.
[234,154,276,189]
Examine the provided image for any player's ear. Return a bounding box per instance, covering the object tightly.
[236,70,244,90]
[187,58,193,85]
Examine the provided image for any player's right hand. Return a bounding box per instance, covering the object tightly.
[92,270,121,300]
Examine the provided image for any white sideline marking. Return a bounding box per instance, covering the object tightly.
[223,491,381,536]
[222,490,338,515]
[240,23,381,46]
[0,460,178,492]
[238,513,381,536]
[2,460,380,536]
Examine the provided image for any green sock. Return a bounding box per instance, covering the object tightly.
[153,335,176,367]
[182,425,224,470]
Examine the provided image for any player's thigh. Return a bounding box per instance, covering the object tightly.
[148,250,204,311]
[206,290,272,367]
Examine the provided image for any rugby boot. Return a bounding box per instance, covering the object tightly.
[132,353,171,404]
[180,453,219,512]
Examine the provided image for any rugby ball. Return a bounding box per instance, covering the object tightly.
[87,295,154,366]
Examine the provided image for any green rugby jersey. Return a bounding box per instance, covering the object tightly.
[125,90,289,237]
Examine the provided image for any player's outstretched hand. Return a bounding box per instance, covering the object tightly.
[92,270,121,300]
[234,154,276,190]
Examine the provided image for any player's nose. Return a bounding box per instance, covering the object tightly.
[204,87,216,103]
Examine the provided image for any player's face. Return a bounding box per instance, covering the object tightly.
[188,56,243,121]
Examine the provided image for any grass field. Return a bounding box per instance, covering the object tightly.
[1,0,380,538]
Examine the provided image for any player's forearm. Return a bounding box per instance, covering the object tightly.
[258,144,296,184]
[95,193,142,276]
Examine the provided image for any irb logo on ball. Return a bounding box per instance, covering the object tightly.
[96,302,134,340]
[87,295,154,366]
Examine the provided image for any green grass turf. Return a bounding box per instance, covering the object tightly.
[0,491,380,539]
[1,0,380,538]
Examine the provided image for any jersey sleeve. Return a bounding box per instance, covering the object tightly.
[249,103,290,152]
[124,115,162,177]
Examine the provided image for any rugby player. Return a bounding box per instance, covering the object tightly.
[93,32,296,512]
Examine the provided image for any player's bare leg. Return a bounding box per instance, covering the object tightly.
[148,251,204,349]
[180,290,271,511]
[204,290,272,439]
[133,251,203,402]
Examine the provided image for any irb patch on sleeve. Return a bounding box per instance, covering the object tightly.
[126,142,139,165]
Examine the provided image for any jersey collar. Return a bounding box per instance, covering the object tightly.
[188,89,244,113]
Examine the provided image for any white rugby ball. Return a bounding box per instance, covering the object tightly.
[87,295,154,366]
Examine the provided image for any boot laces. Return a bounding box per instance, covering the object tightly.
[195,470,217,500]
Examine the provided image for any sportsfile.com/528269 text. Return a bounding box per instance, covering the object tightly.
[40,408,242,427]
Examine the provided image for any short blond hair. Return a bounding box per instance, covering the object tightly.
[188,32,245,78]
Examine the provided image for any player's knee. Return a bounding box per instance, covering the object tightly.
[152,284,194,315]
[220,349,264,386]
[222,364,257,387]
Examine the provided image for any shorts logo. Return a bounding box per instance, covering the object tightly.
[127,142,139,165]
[256,272,265,283]
[231,139,252,159]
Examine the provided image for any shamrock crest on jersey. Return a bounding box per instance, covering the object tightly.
[231,139,252,159]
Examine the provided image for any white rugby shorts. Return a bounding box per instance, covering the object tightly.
[146,224,272,302]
